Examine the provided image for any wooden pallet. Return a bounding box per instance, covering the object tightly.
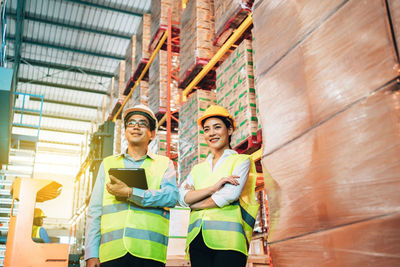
[178,58,216,90]
[233,129,262,154]
[214,4,252,46]
[149,24,180,53]
[132,58,149,83]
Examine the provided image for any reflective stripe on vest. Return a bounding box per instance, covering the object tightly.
[99,154,171,263]
[186,154,259,257]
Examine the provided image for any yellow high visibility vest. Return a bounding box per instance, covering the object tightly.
[99,154,171,263]
[185,154,259,257]
[32,225,41,239]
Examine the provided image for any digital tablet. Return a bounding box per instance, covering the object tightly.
[108,168,148,190]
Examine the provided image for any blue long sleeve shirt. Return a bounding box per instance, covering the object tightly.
[84,151,178,260]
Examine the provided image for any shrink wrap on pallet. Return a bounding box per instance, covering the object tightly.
[124,35,136,87]
[149,50,180,114]
[269,213,400,266]
[214,0,253,46]
[263,84,400,243]
[254,0,399,154]
[149,130,179,157]
[179,0,216,83]
[131,81,149,107]
[150,0,182,41]
[135,14,151,65]
[216,39,258,148]
[388,0,400,56]
[178,90,216,181]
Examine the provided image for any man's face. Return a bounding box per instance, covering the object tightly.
[125,114,155,146]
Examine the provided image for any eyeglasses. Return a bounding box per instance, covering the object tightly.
[126,120,149,128]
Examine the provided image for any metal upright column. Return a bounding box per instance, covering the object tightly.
[166,8,172,157]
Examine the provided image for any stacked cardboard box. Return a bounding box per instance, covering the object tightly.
[120,97,133,153]
[124,35,136,89]
[214,0,253,45]
[216,39,258,148]
[178,90,216,181]
[150,0,182,41]
[253,0,400,265]
[149,50,180,114]
[179,0,216,83]
[135,14,151,66]
[149,130,178,157]
[131,81,149,106]
[111,61,126,155]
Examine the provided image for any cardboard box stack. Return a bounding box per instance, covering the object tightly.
[214,0,253,46]
[388,0,399,55]
[149,130,179,157]
[179,0,216,85]
[178,90,216,181]
[135,14,151,66]
[150,0,182,41]
[253,0,400,265]
[124,35,136,90]
[131,81,149,107]
[149,50,180,114]
[216,39,257,148]
[111,61,126,155]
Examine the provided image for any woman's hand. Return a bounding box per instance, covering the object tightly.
[212,175,240,193]
[106,175,133,198]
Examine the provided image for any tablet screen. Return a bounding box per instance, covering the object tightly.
[108,168,148,190]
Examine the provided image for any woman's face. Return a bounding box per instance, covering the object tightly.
[203,117,233,152]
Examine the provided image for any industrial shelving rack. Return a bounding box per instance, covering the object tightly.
[70,8,269,265]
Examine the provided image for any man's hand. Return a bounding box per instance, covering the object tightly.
[212,175,240,193]
[106,175,133,198]
[87,258,100,267]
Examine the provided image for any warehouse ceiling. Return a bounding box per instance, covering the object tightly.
[4,0,150,177]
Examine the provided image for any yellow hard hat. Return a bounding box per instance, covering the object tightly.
[197,105,236,130]
[34,208,46,218]
[122,104,158,131]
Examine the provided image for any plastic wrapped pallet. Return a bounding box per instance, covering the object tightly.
[388,0,400,56]
[253,0,400,154]
[124,35,136,88]
[120,98,133,153]
[216,39,258,148]
[149,130,179,157]
[112,60,126,100]
[131,81,149,107]
[178,90,216,181]
[148,50,180,114]
[263,84,400,243]
[214,0,253,46]
[269,213,400,266]
[150,0,182,42]
[179,0,216,83]
[135,14,151,66]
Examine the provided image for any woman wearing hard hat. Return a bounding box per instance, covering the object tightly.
[179,105,259,267]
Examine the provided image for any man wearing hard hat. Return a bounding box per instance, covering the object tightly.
[32,208,50,243]
[85,104,179,267]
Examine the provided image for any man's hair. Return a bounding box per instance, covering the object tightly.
[124,111,156,131]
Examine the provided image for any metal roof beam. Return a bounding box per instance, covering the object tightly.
[13,124,85,135]
[7,12,131,40]
[14,110,92,123]
[18,78,109,95]
[14,57,114,77]
[13,0,27,86]
[7,35,124,60]
[28,96,98,110]
[63,0,144,17]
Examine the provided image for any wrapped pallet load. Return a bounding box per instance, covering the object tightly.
[124,35,136,92]
[111,61,125,155]
[253,0,400,265]
[135,14,151,68]
[178,90,216,181]
[216,39,258,148]
[214,0,253,46]
[148,50,180,114]
[179,0,216,89]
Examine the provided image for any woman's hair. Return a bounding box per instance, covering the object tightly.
[201,115,234,148]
